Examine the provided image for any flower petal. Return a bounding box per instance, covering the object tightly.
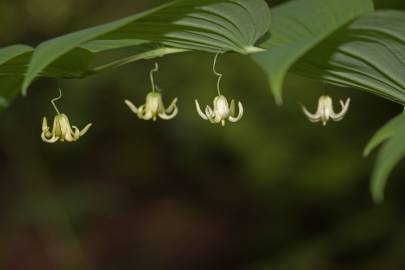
[42,117,49,132]
[229,101,244,122]
[195,100,208,120]
[331,98,351,121]
[79,123,92,137]
[165,98,178,114]
[136,105,146,119]
[229,100,236,117]
[302,105,321,123]
[124,100,139,114]
[41,132,59,143]
[159,107,178,120]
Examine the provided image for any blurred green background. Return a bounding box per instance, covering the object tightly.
[1,0,405,269]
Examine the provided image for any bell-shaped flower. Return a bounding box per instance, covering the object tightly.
[42,114,92,143]
[195,95,243,126]
[302,95,350,126]
[125,92,178,121]
[125,63,178,121]
[41,89,92,143]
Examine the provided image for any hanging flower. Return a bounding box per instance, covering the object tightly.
[42,114,92,143]
[195,95,243,126]
[302,95,350,126]
[125,63,178,121]
[41,89,92,143]
[195,53,244,126]
[125,92,178,121]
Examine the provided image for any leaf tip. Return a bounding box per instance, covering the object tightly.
[0,97,8,109]
[371,171,386,205]
[270,80,284,106]
[372,191,384,204]
[244,46,266,54]
[275,95,283,106]
[363,146,371,157]
[21,81,30,96]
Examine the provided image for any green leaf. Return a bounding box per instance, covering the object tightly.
[0,45,34,109]
[371,114,405,203]
[253,0,374,104]
[0,76,25,112]
[0,41,186,110]
[21,0,271,95]
[363,114,405,157]
[288,10,405,203]
[293,11,405,105]
[0,45,33,66]
[0,45,33,76]
[79,39,149,53]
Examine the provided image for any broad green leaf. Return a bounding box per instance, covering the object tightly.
[0,41,186,109]
[79,39,149,53]
[22,0,271,95]
[253,0,374,104]
[0,45,33,76]
[0,76,25,112]
[293,11,405,105]
[0,46,33,109]
[0,40,171,77]
[0,45,33,66]
[287,10,405,203]
[363,114,405,157]
[371,114,405,203]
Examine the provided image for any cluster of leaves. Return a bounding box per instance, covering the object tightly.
[0,0,404,202]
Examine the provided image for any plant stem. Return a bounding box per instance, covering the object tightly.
[51,89,62,115]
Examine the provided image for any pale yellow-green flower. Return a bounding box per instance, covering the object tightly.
[195,95,243,126]
[42,114,92,143]
[195,53,243,126]
[125,63,178,121]
[302,95,350,126]
[41,89,92,143]
[125,92,178,121]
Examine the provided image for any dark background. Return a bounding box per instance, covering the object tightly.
[1,0,405,269]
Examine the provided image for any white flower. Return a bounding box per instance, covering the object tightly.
[41,89,92,143]
[195,53,244,126]
[302,95,350,126]
[195,95,243,126]
[42,114,92,143]
[125,62,178,121]
[125,92,178,121]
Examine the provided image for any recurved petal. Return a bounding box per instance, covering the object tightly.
[229,101,244,122]
[331,98,351,121]
[165,98,178,114]
[302,105,321,123]
[63,128,75,142]
[135,105,146,119]
[205,106,214,118]
[41,131,59,143]
[71,126,81,141]
[159,106,178,120]
[195,100,208,120]
[125,100,139,114]
[78,123,92,137]
[42,117,49,132]
[207,113,217,124]
[142,110,154,121]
